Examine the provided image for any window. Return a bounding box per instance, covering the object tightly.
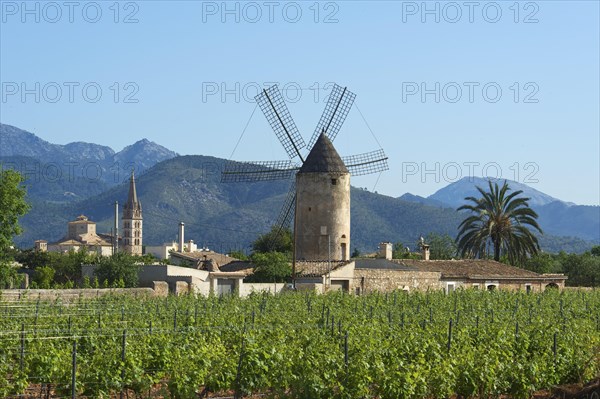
[446,282,456,294]
[525,284,532,293]
[472,283,480,290]
[331,178,337,185]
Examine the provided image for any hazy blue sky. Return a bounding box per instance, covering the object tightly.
[1,1,598,205]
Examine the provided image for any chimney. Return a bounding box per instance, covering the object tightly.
[114,201,119,253]
[379,242,392,260]
[179,222,185,252]
[188,239,194,253]
[421,244,430,261]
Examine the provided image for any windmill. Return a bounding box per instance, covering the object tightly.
[222,84,388,269]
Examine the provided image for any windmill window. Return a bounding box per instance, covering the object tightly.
[331,179,337,185]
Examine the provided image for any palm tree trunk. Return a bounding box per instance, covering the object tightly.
[493,238,501,261]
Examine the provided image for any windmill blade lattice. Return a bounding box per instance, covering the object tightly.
[341,149,389,176]
[267,181,297,249]
[221,160,298,183]
[255,85,306,161]
[273,181,296,230]
[307,84,356,149]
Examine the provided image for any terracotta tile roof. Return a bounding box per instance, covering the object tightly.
[354,258,418,271]
[219,261,255,276]
[295,260,351,277]
[396,259,550,279]
[172,250,238,267]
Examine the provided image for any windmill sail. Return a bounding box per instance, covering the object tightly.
[255,85,305,161]
[221,160,298,183]
[307,84,356,149]
[342,149,389,176]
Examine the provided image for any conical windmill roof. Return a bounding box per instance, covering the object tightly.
[298,133,348,174]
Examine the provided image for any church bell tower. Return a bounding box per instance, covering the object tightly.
[123,171,143,255]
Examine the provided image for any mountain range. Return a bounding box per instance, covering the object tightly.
[0,124,178,201]
[1,123,598,254]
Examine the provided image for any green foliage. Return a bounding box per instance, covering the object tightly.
[523,253,562,274]
[558,251,600,287]
[50,249,98,284]
[522,251,600,287]
[456,180,542,265]
[0,168,30,259]
[351,248,360,258]
[0,261,21,288]
[14,249,51,270]
[246,252,291,283]
[33,266,55,289]
[94,252,140,288]
[252,226,293,254]
[392,242,420,259]
[591,245,600,257]
[426,233,458,260]
[0,290,599,398]
[228,250,249,261]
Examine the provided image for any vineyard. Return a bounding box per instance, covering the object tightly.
[0,289,599,399]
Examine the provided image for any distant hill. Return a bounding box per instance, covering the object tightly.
[428,177,565,208]
[13,155,598,255]
[400,177,600,243]
[0,123,178,201]
[2,123,597,254]
[397,193,449,208]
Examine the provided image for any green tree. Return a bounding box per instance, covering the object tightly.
[94,252,140,287]
[246,252,291,283]
[0,260,21,288]
[426,233,457,260]
[0,168,30,259]
[14,249,51,270]
[252,226,293,254]
[591,245,600,257]
[49,248,97,284]
[228,250,249,261]
[523,252,561,274]
[351,248,360,258]
[392,242,420,259]
[33,266,55,289]
[560,252,600,287]
[392,242,406,259]
[456,180,542,265]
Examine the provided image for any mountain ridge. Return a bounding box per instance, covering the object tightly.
[2,124,598,253]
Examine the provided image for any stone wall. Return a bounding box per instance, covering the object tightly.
[240,282,286,296]
[354,269,443,293]
[0,287,160,302]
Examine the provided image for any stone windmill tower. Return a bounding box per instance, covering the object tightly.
[122,170,143,255]
[222,84,388,263]
[295,133,350,260]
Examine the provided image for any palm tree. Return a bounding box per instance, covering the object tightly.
[456,180,542,265]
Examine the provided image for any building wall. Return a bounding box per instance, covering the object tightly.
[446,278,565,292]
[49,244,112,257]
[145,243,177,260]
[295,172,350,261]
[68,221,95,239]
[240,282,286,296]
[354,269,443,293]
